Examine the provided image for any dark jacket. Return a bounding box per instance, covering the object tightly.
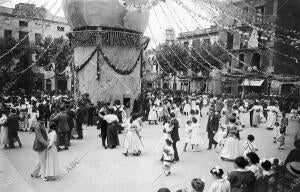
[53,112,70,132]
[66,109,76,129]
[33,123,48,152]
[170,118,180,142]
[76,107,87,124]
[7,113,21,133]
[206,114,219,133]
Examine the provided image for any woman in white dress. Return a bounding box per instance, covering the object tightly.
[266,101,280,130]
[183,99,191,116]
[0,111,9,148]
[248,102,263,127]
[191,117,205,151]
[148,104,158,125]
[221,117,242,161]
[29,108,39,132]
[123,114,143,156]
[44,124,59,180]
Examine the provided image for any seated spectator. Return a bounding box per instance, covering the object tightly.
[228,156,256,192]
[245,152,261,178]
[208,166,230,192]
[285,140,300,165]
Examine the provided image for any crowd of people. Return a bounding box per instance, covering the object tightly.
[0,90,300,191]
[142,92,300,191]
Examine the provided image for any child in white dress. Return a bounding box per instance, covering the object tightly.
[155,120,172,153]
[191,117,203,151]
[214,125,227,153]
[44,124,59,180]
[148,104,158,125]
[183,120,193,152]
[272,122,280,143]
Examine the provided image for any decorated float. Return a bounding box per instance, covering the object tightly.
[62,0,162,108]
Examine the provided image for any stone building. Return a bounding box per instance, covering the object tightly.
[0,3,72,92]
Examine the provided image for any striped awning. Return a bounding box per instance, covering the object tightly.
[241,79,264,86]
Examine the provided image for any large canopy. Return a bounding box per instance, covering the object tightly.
[62,0,150,33]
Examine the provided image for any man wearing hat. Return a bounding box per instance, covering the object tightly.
[206,108,219,150]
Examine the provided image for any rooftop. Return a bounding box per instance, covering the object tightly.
[178,26,224,39]
[0,3,68,24]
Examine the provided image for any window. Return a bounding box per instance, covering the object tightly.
[35,33,42,44]
[238,54,245,68]
[57,26,65,32]
[240,34,248,49]
[19,31,29,42]
[4,30,12,39]
[251,53,261,69]
[46,79,52,91]
[19,20,28,27]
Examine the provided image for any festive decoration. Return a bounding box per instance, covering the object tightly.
[202,0,300,49]
[62,0,150,33]
[98,46,142,76]
[76,47,98,72]
[68,30,142,48]
[118,0,164,11]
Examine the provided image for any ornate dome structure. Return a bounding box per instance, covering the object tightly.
[62,0,150,33]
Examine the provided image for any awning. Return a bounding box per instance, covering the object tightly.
[242,79,264,86]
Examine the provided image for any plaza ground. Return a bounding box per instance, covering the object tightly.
[1,106,299,192]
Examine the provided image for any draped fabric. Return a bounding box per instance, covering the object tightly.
[62,0,150,33]
[74,46,141,105]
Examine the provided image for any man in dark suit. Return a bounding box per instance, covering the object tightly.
[170,112,180,161]
[7,108,22,148]
[98,103,109,149]
[206,108,219,150]
[66,104,76,145]
[76,102,87,139]
[53,106,70,151]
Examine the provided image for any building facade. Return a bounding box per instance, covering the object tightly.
[0,3,72,92]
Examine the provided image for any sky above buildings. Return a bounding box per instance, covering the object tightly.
[0,0,215,48]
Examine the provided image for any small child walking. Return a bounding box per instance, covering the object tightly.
[277,128,285,150]
[281,112,288,135]
[242,134,258,156]
[272,122,280,143]
[183,120,193,152]
[162,139,174,176]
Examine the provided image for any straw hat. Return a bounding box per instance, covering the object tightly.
[286,162,300,177]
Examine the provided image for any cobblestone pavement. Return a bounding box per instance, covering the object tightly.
[1,106,299,192]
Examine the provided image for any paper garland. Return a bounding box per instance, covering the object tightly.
[75,46,142,76]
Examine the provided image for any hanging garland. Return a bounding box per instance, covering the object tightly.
[98,46,142,75]
[75,47,98,72]
[75,46,142,76]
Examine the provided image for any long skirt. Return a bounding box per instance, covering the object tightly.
[266,112,277,129]
[252,111,260,126]
[0,126,9,145]
[45,147,60,177]
[123,131,143,152]
[107,123,119,147]
[221,137,241,161]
